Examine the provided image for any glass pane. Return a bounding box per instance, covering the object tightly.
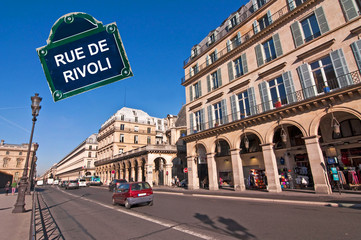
[301,19,312,41]
[341,121,352,137]
[278,84,287,103]
[270,87,278,103]
[350,119,361,136]
[309,15,321,38]
[324,66,338,89]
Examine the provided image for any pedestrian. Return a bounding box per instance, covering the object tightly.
[11,181,17,195]
[219,177,223,188]
[5,181,10,196]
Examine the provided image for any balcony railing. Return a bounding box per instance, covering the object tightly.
[187,70,361,134]
[181,0,308,85]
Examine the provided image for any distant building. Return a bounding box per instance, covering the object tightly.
[55,134,98,181]
[182,0,361,193]
[0,139,38,187]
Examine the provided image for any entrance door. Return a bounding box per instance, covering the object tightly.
[198,163,208,189]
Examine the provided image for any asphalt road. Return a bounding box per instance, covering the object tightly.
[37,185,361,240]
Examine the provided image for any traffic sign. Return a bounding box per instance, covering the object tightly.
[111,170,115,174]
[183,168,188,173]
[37,12,133,102]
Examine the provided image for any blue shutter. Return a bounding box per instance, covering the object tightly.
[297,64,317,99]
[189,113,194,134]
[330,49,353,87]
[288,0,296,11]
[273,33,283,57]
[207,75,211,92]
[189,86,193,102]
[351,39,361,70]
[259,81,271,112]
[230,95,239,121]
[247,87,257,116]
[228,61,234,81]
[340,0,359,21]
[291,21,304,47]
[315,6,329,34]
[241,53,248,74]
[255,44,264,67]
[207,105,214,128]
[253,20,258,34]
[267,10,273,24]
[200,108,205,131]
[221,99,228,124]
[282,71,297,104]
[217,69,222,86]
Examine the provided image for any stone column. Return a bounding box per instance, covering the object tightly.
[303,136,332,194]
[145,164,154,187]
[261,143,282,193]
[124,167,129,182]
[187,155,199,190]
[230,149,246,191]
[207,153,219,191]
[137,166,143,182]
[130,166,135,182]
[165,164,172,186]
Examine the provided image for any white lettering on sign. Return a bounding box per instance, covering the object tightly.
[53,39,113,83]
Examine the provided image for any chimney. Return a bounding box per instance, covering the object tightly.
[0,140,4,145]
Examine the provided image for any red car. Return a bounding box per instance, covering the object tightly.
[112,182,153,209]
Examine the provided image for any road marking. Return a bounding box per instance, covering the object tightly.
[59,188,215,240]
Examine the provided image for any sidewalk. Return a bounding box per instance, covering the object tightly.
[0,191,32,240]
[152,186,361,209]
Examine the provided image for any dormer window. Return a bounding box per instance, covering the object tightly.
[191,46,199,59]
[208,33,216,46]
[228,14,239,31]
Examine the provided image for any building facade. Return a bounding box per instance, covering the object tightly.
[55,134,98,181]
[0,140,38,187]
[182,0,361,194]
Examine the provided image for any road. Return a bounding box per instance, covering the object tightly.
[36,185,361,240]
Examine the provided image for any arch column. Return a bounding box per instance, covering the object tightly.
[137,166,142,182]
[303,136,332,194]
[207,153,219,191]
[124,165,129,182]
[165,164,172,186]
[130,166,135,182]
[261,143,282,193]
[145,164,153,187]
[230,149,246,191]
[187,155,199,190]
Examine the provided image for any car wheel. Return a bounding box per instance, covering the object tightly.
[148,200,153,206]
[112,198,117,205]
[125,199,131,209]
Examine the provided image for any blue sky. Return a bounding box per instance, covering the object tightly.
[0,0,244,175]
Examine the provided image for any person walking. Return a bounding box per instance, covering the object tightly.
[11,181,17,195]
[5,181,10,196]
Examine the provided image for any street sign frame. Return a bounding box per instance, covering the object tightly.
[37,12,133,102]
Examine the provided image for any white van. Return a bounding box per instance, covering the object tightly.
[78,179,87,187]
[37,180,44,186]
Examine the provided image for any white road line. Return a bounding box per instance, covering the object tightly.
[58,188,215,240]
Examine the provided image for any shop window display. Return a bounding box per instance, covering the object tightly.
[248,169,267,189]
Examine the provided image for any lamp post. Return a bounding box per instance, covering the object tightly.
[26,143,39,194]
[13,93,42,213]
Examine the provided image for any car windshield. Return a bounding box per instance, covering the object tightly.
[70,180,78,183]
[131,182,151,190]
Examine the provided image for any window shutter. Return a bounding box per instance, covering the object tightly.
[235,13,239,24]
[253,20,259,34]
[288,0,296,10]
[207,75,211,92]
[290,21,304,48]
[207,105,214,128]
[200,108,205,131]
[255,44,264,67]
[189,113,194,133]
[221,99,228,124]
[297,64,317,99]
[315,6,330,34]
[227,40,231,52]
[282,71,297,104]
[191,49,194,58]
[351,39,361,70]
[198,80,202,97]
[189,86,193,102]
[230,95,239,121]
[214,49,218,61]
[206,55,210,66]
[330,49,353,87]
[267,10,273,24]
[340,0,359,21]
[273,33,283,57]
[252,0,258,11]
[228,61,234,81]
[247,87,257,116]
[241,53,248,74]
[196,63,199,73]
[217,68,222,86]
[258,81,271,112]
[237,32,242,45]
[189,68,192,78]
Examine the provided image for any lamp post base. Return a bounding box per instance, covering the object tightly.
[12,176,28,213]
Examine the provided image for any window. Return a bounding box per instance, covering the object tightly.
[134,135,138,144]
[229,15,238,29]
[192,64,199,76]
[210,50,217,64]
[121,115,125,120]
[195,110,205,131]
[255,34,283,67]
[6,151,9,155]
[310,56,338,93]
[208,33,216,45]
[89,145,92,150]
[19,152,22,155]
[268,76,287,107]
[288,0,307,10]
[120,134,124,143]
[234,57,244,78]
[333,119,361,139]
[3,158,8,167]
[119,149,124,154]
[147,119,151,124]
[211,71,219,90]
[231,35,241,49]
[120,124,125,130]
[214,102,224,125]
[191,46,199,58]
[147,127,151,134]
[263,38,277,63]
[16,158,22,168]
[258,13,270,31]
[340,0,361,21]
[134,126,139,132]
[135,117,138,123]
[193,81,201,99]
[87,161,91,168]
[238,91,250,119]
[301,14,321,43]
[147,136,151,144]
[88,152,92,157]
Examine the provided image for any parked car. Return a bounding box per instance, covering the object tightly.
[112,182,153,209]
[178,179,188,188]
[53,180,59,185]
[65,180,79,190]
[78,179,87,187]
[60,181,68,188]
[36,180,44,186]
[109,179,127,192]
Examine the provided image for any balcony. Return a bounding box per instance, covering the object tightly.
[187,70,361,135]
[181,0,309,85]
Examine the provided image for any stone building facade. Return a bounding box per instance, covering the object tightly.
[182,0,361,194]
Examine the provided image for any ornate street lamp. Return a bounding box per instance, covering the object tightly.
[13,93,42,213]
[331,112,340,135]
[26,142,39,194]
[244,134,249,150]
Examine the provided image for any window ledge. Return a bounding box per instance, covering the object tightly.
[258,62,287,78]
[350,25,361,35]
[296,39,335,60]
[228,79,251,93]
[207,92,224,103]
[189,102,203,111]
